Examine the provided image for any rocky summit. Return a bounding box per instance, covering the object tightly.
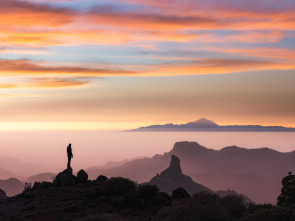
[147,155,211,194]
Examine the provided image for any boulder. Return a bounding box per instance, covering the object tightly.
[62,168,73,175]
[54,168,76,187]
[77,170,88,184]
[0,188,6,199]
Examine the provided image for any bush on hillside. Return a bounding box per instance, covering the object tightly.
[241,205,295,221]
[277,172,295,206]
[137,184,160,201]
[153,191,248,221]
[104,177,137,196]
[33,181,52,190]
[23,183,32,193]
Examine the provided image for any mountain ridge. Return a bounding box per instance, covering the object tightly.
[86,141,295,204]
[0,178,24,196]
[130,118,295,131]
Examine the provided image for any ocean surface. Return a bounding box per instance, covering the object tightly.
[0,131,294,175]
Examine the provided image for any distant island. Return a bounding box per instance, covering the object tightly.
[131,118,295,132]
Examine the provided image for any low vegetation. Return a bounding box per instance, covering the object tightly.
[0,171,294,220]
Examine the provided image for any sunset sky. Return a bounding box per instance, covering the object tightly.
[1,0,295,130]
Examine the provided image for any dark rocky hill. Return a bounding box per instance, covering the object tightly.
[0,178,24,196]
[0,188,6,199]
[0,168,19,180]
[26,173,56,184]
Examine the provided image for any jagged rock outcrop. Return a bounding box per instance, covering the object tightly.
[0,188,6,199]
[147,155,211,195]
[54,168,76,187]
[161,155,182,176]
[77,169,88,184]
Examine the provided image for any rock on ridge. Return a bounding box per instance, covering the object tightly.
[54,168,76,187]
[77,169,88,184]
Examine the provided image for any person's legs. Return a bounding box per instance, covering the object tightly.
[67,156,71,169]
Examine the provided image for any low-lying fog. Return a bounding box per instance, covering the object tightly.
[0,131,294,177]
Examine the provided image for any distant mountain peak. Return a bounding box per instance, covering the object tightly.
[187,118,219,127]
[131,118,295,131]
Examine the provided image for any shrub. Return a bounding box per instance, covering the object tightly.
[32,181,52,190]
[277,171,295,206]
[137,184,160,201]
[96,175,108,184]
[241,205,295,221]
[104,177,137,196]
[172,187,190,200]
[221,194,247,218]
[153,191,246,221]
[157,192,172,206]
[23,183,32,192]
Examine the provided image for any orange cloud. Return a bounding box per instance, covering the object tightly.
[147,58,295,76]
[0,0,294,48]
[213,48,295,60]
[0,1,209,47]
[0,0,74,28]
[121,0,295,31]
[25,78,88,88]
[0,83,16,89]
[84,10,219,30]
[0,58,293,78]
[0,60,136,76]
[0,29,132,47]
[219,31,283,43]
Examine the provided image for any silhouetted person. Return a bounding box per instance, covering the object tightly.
[67,143,73,169]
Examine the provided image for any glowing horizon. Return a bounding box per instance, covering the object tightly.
[0,118,295,132]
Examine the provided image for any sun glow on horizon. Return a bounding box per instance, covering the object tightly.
[0,121,146,131]
[0,119,295,131]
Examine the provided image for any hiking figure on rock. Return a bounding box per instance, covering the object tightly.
[67,143,73,169]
